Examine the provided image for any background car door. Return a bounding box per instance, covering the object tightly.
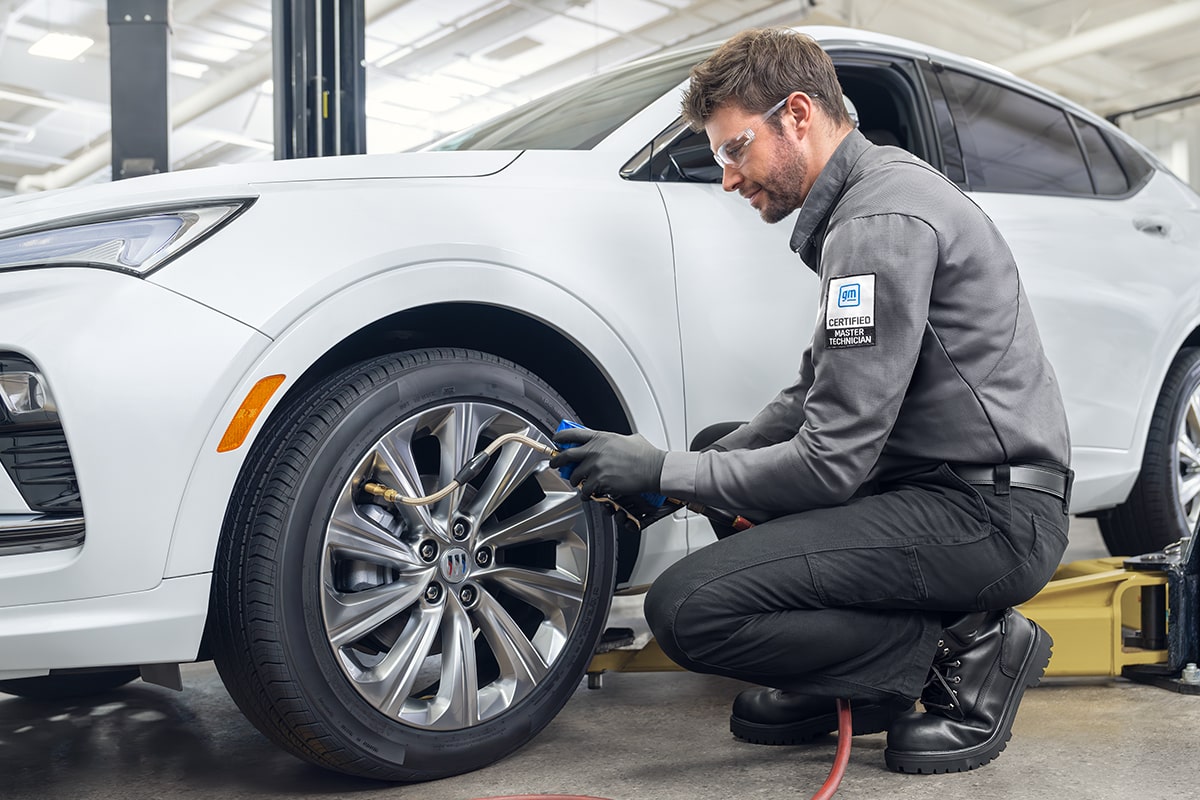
[929,65,1200,509]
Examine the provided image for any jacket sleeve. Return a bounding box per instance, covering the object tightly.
[659,213,938,510]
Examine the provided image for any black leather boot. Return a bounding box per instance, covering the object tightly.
[731,689,911,745]
[884,608,1052,773]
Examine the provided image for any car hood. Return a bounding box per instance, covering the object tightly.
[0,150,522,234]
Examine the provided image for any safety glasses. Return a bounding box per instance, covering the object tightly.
[712,95,794,170]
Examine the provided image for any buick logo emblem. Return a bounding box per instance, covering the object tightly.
[440,548,470,584]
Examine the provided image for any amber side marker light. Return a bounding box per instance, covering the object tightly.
[218,374,286,453]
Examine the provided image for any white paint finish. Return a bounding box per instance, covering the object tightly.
[0,468,30,513]
[0,268,266,607]
[0,574,210,671]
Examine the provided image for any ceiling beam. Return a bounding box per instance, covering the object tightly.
[997,0,1200,75]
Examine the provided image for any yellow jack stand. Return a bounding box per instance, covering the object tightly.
[1016,558,1167,677]
[587,553,1196,687]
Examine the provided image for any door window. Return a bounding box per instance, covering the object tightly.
[1073,117,1128,196]
[939,69,1091,196]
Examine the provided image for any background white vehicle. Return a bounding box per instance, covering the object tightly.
[0,26,1198,781]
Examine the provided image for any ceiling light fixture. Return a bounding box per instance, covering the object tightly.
[28,32,94,61]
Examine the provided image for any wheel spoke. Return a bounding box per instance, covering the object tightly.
[431,403,498,521]
[429,598,479,728]
[483,565,584,623]
[1188,392,1200,442]
[325,570,435,648]
[376,423,438,534]
[475,588,549,691]
[356,604,444,717]
[1180,473,1200,507]
[1177,435,1200,471]
[477,490,585,550]
[464,427,547,525]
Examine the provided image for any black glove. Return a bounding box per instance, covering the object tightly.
[550,428,667,498]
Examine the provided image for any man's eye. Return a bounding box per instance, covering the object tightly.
[726,140,746,161]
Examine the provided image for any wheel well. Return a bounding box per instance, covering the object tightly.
[199,307,641,660]
[279,302,632,436]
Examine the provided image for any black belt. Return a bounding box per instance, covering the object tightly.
[950,463,1073,512]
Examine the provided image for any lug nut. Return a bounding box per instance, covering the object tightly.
[474,548,492,568]
[451,518,470,541]
[460,584,477,607]
[424,583,443,603]
[418,540,437,562]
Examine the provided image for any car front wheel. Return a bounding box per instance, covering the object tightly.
[210,348,615,780]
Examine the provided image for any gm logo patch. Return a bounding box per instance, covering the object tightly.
[825,274,876,349]
[837,283,861,308]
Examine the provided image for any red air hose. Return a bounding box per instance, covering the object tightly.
[811,698,853,800]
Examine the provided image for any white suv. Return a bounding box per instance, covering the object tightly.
[0,26,1196,781]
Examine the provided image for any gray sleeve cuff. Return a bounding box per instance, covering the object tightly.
[659,450,700,499]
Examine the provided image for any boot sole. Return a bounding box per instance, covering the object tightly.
[731,703,906,746]
[883,621,1053,774]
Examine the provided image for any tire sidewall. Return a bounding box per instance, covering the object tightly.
[1159,350,1200,540]
[271,352,614,778]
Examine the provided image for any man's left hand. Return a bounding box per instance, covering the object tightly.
[549,428,666,498]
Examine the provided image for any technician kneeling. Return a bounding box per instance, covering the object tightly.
[551,27,1072,774]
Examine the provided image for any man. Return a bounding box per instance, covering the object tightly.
[551,27,1072,774]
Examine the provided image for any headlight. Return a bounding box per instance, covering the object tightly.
[0,200,252,277]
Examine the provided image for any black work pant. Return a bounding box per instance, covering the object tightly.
[643,464,1069,703]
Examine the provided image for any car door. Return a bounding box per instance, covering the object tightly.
[649,51,939,547]
[927,65,1196,490]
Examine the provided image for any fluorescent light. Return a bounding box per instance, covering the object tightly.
[28,33,94,61]
[171,60,210,79]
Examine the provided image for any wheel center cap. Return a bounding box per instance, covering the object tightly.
[440,547,470,584]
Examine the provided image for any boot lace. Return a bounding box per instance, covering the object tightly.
[921,638,965,721]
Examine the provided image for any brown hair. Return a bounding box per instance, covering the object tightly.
[681,27,850,131]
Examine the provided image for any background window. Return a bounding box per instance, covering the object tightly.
[1074,117,1128,195]
[940,69,1091,195]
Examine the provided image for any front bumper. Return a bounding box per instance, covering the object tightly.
[0,266,268,621]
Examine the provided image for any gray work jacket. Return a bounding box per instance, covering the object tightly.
[659,129,1071,512]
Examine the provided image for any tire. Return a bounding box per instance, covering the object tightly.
[1100,347,1200,555]
[0,669,139,700]
[210,348,616,781]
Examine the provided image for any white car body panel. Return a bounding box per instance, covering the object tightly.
[0,25,1198,676]
[0,269,267,607]
[162,256,690,580]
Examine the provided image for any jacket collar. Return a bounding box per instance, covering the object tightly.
[789,129,872,265]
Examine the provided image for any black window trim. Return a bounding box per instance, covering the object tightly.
[622,48,940,185]
[932,60,1156,200]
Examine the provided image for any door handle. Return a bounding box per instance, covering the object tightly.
[1133,216,1172,237]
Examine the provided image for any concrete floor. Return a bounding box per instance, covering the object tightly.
[3,520,1199,799]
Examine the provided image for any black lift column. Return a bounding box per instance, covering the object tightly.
[107,0,170,179]
[273,0,367,158]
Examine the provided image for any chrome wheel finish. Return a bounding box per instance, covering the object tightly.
[1178,385,1200,534]
[319,402,589,730]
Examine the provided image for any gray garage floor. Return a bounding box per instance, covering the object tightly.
[3,519,1199,800]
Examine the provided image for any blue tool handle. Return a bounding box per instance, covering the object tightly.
[555,420,667,507]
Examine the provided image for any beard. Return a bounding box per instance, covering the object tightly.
[756,146,808,224]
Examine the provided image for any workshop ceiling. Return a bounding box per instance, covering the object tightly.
[1,0,1198,195]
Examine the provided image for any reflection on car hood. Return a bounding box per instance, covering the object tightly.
[0,150,523,234]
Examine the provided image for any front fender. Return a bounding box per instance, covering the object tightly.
[163,262,675,578]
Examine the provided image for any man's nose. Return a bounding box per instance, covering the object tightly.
[721,164,742,193]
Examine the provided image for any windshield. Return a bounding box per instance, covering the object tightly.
[432,47,709,152]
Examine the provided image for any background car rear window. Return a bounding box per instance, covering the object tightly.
[939,69,1091,196]
[432,48,706,152]
[1073,116,1129,195]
